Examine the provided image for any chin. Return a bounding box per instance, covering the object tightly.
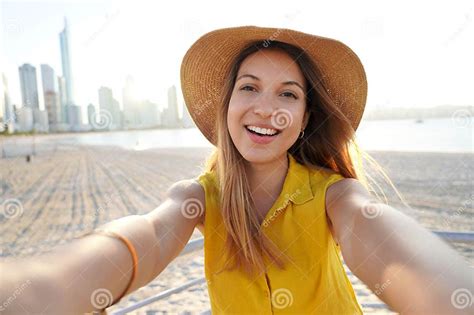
[237,146,285,164]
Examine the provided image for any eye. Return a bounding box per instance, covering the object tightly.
[240,85,256,92]
[281,91,298,99]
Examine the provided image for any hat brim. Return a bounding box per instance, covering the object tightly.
[180,25,368,146]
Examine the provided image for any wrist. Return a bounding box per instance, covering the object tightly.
[96,215,160,294]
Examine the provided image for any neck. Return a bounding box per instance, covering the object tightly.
[244,153,289,202]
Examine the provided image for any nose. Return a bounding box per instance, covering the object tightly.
[252,91,276,117]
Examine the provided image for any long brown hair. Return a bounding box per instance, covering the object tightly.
[200,40,408,279]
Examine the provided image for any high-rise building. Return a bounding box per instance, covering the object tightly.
[1,73,14,130]
[66,104,82,131]
[113,99,123,128]
[18,63,39,109]
[17,107,33,132]
[164,85,179,127]
[44,91,60,129]
[57,76,67,123]
[98,86,121,129]
[137,100,159,128]
[122,75,139,127]
[59,17,75,107]
[33,109,49,132]
[68,104,83,128]
[40,64,56,93]
[87,103,96,126]
[41,64,61,129]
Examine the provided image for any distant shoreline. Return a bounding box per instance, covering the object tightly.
[363,104,473,120]
[0,125,193,137]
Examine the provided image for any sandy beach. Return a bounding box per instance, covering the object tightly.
[0,142,472,314]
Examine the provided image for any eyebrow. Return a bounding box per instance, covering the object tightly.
[236,74,305,92]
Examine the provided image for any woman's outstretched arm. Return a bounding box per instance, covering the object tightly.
[326,178,473,314]
[0,178,205,314]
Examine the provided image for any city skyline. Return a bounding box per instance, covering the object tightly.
[1,12,188,133]
[2,57,188,132]
[1,3,194,126]
[2,56,187,132]
[2,56,187,131]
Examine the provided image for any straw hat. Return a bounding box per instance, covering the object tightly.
[180,25,368,146]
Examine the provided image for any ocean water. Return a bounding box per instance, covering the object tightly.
[355,117,472,153]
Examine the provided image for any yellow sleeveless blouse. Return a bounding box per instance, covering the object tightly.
[196,152,363,314]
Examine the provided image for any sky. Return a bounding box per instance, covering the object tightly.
[1,0,473,118]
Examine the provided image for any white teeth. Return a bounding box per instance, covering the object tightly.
[246,125,278,136]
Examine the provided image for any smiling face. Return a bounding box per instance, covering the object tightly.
[227,48,310,164]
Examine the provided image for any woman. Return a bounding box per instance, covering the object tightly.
[1,26,472,314]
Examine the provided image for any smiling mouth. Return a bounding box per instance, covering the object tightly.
[244,125,281,137]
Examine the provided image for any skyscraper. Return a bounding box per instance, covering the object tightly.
[98,86,121,129]
[67,104,82,130]
[41,65,61,129]
[18,64,49,131]
[137,99,159,128]
[18,63,39,109]
[164,85,179,127]
[44,91,60,129]
[40,64,56,93]
[59,17,75,107]
[1,73,13,127]
[87,103,96,126]
[17,106,34,132]
[57,75,67,123]
[122,75,139,127]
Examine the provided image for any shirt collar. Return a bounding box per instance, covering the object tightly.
[283,152,314,205]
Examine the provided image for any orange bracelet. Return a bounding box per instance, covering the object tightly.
[92,229,139,309]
